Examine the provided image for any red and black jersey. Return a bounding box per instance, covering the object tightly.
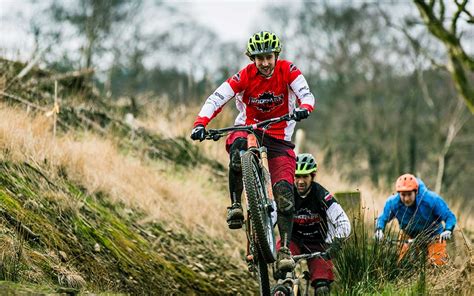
[292,182,350,244]
[193,59,315,141]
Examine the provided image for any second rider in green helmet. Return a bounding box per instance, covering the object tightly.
[190,31,316,273]
[283,153,351,295]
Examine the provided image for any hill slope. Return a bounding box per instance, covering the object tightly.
[1,58,472,295]
[0,160,257,294]
[0,58,257,294]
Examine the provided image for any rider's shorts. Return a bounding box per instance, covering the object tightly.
[277,239,335,283]
[226,131,296,185]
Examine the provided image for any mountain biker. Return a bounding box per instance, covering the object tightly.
[190,31,315,273]
[374,174,456,265]
[277,153,351,295]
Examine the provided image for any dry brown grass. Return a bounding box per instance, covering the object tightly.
[136,96,235,164]
[0,103,243,252]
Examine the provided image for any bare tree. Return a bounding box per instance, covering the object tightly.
[379,6,472,192]
[51,0,138,70]
[413,0,474,114]
[434,97,470,193]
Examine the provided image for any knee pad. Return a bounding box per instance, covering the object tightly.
[229,137,247,172]
[273,180,295,215]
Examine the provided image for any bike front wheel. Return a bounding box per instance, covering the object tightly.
[271,284,293,296]
[255,250,271,296]
[241,151,277,263]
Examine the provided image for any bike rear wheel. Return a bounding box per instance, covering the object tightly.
[241,151,277,263]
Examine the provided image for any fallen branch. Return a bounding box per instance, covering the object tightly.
[0,208,40,243]
[0,91,49,112]
[26,68,95,87]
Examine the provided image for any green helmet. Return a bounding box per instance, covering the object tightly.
[296,153,318,175]
[246,31,282,57]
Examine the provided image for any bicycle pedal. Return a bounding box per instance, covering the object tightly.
[227,219,243,229]
[245,255,256,272]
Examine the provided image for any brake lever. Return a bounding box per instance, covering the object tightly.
[205,130,223,141]
[212,134,221,141]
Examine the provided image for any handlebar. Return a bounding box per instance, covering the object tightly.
[204,113,296,141]
[388,235,444,244]
[389,238,415,244]
[292,251,326,262]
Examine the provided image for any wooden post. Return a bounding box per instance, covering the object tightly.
[334,191,361,219]
[53,80,58,138]
[294,129,305,155]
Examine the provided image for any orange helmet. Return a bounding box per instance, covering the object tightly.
[395,174,418,192]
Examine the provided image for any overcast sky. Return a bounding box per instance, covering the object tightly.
[1,0,472,67]
[178,0,267,43]
[0,0,269,60]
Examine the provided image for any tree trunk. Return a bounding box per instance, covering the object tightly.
[434,99,470,193]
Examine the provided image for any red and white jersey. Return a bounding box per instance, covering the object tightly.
[193,59,315,141]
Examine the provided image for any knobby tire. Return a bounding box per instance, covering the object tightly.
[255,250,271,296]
[241,151,276,263]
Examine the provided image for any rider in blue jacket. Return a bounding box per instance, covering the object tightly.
[375,174,456,265]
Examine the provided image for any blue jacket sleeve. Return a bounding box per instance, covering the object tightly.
[433,195,456,231]
[376,198,395,230]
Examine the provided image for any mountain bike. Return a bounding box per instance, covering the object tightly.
[204,113,296,295]
[271,251,327,296]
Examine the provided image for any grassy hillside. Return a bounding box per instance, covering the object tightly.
[0,59,257,294]
[0,160,255,294]
[1,58,472,295]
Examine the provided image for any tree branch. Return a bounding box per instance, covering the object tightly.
[414,0,457,44]
[429,0,435,9]
[377,6,447,70]
[435,97,470,192]
[414,0,474,114]
[438,0,445,23]
[451,0,468,34]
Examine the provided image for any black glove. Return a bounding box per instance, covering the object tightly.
[190,125,206,141]
[324,238,343,260]
[293,108,309,122]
